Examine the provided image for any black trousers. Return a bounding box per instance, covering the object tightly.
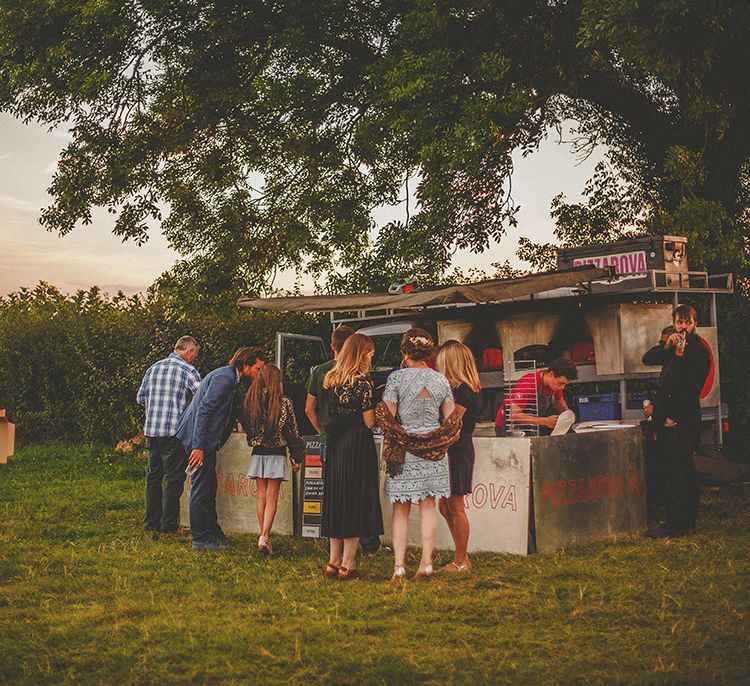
[658,426,700,533]
[189,449,218,544]
[144,436,187,532]
[642,424,666,523]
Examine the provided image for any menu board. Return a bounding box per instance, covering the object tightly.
[299,437,324,537]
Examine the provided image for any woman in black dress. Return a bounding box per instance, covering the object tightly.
[436,340,482,573]
[321,333,383,580]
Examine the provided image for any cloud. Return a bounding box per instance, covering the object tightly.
[48,126,73,141]
[0,193,44,215]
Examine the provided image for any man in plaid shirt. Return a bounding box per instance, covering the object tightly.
[137,335,202,534]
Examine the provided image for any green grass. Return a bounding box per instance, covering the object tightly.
[1,444,749,686]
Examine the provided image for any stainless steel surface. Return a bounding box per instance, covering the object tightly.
[619,303,673,373]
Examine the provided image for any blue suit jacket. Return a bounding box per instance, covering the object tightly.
[176,365,239,454]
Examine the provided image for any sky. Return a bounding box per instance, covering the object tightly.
[0,112,605,298]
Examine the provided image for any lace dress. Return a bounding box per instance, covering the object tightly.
[383,367,453,503]
[321,376,384,538]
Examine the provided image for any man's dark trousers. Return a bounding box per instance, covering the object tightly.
[659,426,700,533]
[189,450,219,544]
[145,436,187,532]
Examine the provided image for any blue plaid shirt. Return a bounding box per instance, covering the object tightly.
[136,353,202,437]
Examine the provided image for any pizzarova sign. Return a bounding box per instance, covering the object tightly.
[573,250,647,278]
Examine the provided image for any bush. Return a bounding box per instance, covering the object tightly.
[0,283,325,445]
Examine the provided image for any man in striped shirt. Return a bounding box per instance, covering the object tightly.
[137,335,202,534]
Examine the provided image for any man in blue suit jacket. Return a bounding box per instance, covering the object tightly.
[176,346,266,550]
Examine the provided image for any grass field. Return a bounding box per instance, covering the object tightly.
[1,444,749,685]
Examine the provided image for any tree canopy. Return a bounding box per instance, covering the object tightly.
[2,1,750,451]
[1,0,748,296]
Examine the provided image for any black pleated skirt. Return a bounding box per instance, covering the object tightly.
[321,420,384,539]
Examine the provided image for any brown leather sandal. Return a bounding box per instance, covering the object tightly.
[338,566,362,581]
[324,563,340,580]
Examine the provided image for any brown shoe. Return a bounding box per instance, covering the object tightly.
[161,527,191,536]
[324,563,340,580]
[338,567,361,581]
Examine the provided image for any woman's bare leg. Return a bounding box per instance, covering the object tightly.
[439,497,455,542]
[392,501,411,568]
[329,538,343,567]
[342,537,360,570]
[418,496,438,567]
[255,478,267,530]
[261,479,281,539]
[446,495,470,566]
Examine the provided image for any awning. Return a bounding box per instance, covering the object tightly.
[237,265,612,313]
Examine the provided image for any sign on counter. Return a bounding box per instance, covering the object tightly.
[531,427,646,553]
[298,437,324,537]
[377,436,532,555]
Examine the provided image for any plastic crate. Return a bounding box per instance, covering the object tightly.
[575,393,622,421]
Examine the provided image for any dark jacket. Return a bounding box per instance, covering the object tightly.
[642,332,710,449]
[176,365,239,454]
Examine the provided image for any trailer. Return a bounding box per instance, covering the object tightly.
[185,240,731,554]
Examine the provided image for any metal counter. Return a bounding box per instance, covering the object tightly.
[180,425,645,555]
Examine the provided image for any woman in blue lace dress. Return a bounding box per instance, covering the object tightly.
[383,328,455,579]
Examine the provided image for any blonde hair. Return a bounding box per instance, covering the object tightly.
[324,333,374,388]
[436,340,481,393]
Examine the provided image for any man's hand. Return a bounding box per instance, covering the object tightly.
[665,332,683,349]
[540,415,559,429]
[188,449,205,469]
[291,461,302,473]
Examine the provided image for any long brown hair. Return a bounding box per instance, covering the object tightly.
[436,340,481,393]
[242,364,283,437]
[324,333,374,388]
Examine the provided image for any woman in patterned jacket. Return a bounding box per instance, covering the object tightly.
[241,364,304,555]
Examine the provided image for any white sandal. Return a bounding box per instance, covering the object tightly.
[391,565,407,581]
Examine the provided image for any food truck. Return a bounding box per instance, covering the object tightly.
[180,236,733,554]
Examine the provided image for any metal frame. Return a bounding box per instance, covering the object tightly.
[274,332,328,379]
[329,270,733,326]
[505,360,540,437]
[650,270,733,292]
